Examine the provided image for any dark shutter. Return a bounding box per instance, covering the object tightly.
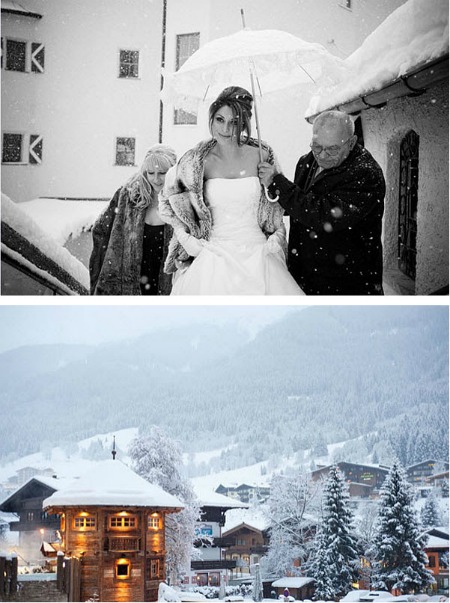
[31,42,45,73]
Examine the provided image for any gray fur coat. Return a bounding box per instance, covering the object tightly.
[158,137,285,274]
[89,180,173,295]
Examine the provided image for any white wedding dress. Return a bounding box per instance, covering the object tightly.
[171,177,304,295]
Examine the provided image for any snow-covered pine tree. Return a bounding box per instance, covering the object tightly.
[263,470,320,576]
[129,426,201,584]
[370,460,435,593]
[308,527,334,601]
[318,465,359,598]
[421,491,441,528]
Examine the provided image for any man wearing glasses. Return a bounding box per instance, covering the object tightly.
[258,110,385,295]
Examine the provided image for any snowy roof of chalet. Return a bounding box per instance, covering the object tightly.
[307,0,449,116]
[19,198,108,247]
[271,577,315,588]
[1,193,89,293]
[193,484,249,509]
[223,507,269,533]
[425,535,449,549]
[42,460,184,510]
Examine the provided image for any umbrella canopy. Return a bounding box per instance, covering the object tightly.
[161,28,346,113]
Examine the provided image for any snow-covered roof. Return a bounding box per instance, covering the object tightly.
[307,0,449,116]
[223,507,269,533]
[42,460,184,509]
[271,577,315,588]
[19,198,108,246]
[425,535,449,549]
[193,483,249,509]
[1,193,89,293]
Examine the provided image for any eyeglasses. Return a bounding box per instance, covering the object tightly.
[310,137,353,157]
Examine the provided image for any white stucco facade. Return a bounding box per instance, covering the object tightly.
[2,0,163,202]
[362,81,449,295]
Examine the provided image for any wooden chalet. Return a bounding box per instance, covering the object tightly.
[311,462,389,497]
[221,522,269,576]
[0,475,62,551]
[43,459,183,602]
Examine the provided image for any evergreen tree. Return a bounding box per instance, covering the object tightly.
[308,527,334,601]
[316,466,359,598]
[421,491,441,528]
[129,427,201,584]
[370,461,435,593]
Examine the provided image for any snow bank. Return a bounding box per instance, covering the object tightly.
[1,193,90,291]
[20,197,107,246]
[307,0,449,115]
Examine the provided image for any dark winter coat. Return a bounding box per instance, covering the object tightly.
[89,182,173,295]
[159,137,285,274]
[269,144,385,295]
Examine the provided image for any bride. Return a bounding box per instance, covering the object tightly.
[159,86,304,295]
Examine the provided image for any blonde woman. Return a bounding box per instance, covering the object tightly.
[90,144,177,295]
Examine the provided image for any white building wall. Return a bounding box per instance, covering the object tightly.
[2,0,162,203]
[362,81,449,295]
[162,0,407,178]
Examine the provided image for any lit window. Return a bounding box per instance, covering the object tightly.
[148,514,161,530]
[115,137,135,166]
[74,515,96,529]
[174,33,199,125]
[119,49,139,78]
[110,515,137,529]
[116,558,131,579]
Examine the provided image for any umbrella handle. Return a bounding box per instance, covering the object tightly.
[264,185,279,203]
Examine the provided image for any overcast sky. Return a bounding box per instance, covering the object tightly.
[0,303,305,353]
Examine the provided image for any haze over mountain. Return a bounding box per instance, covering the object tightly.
[0,306,448,472]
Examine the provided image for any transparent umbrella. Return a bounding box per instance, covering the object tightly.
[161,14,346,159]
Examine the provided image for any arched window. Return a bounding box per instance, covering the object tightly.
[398,130,419,279]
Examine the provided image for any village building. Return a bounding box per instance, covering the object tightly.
[407,460,450,486]
[188,484,248,588]
[42,459,183,602]
[215,483,271,504]
[0,475,67,560]
[423,527,450,594]
[221,522,269,578]
[271,576,316,601]
[311,462,390,498]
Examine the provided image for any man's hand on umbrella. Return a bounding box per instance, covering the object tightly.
[258,162,278,188]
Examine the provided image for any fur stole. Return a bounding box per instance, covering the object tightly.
[159,137,285,274]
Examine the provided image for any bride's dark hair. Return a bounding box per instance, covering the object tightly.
[209,86,253,145]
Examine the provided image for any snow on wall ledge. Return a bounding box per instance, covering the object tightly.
[1,193,90,291]
[306,0,449,116]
